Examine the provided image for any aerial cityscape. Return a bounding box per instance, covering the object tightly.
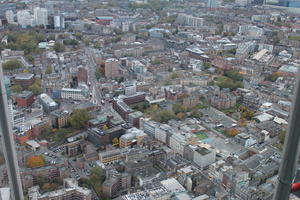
[0,0,300,199]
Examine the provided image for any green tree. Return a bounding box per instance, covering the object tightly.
[48,34,55,41]
[278,130,286,144]
[26,55,34,64]
[45,66,52,74]
[69,109,90,129]
[29,79,42,95]
[155,110,176,123]
[74,32,83,40]
[11,85,23,93]
[172,103,187,114]
[2,59,22,70]
[190,110,203,119]
[53,43,65,52]
[224,69,243,81]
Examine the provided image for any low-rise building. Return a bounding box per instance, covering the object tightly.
[193,146,216,169]
[16,91,34,108]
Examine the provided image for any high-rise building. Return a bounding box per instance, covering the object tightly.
[0,3,16,16]
[105,58,121,79]
[54,14,65,29]
[17,10,34,28]
[5,10,14,24]
[278,0,300,7]
[207,0,221,8]
[33,7,48,27]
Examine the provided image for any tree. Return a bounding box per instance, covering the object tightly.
[29,79,42,95]
[26,155,45,168]
[48,34,55,41]
[69,109,90,129]
[102,124,109,130]
[26,55,34,64]
[172,103,187,114]
[224,69,243,82]
[225,128,240,137]
[190,110,202,119]
[2,59,22,70]
[95,67,104,80]
[53,43,65,52]
[278,130,286,144]
[171,72,179,79]
[42,183,58,192]
[155,110,176,123]
[74,32,83,40]
[11,85,22,93]
[176,112,185,120]
[45,66,52,74]
[112,138,119,146]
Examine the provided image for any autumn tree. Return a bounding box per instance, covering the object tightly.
[225,128,240,137]
[27,155,45,168]
[69,109,90,129]
[112,138,119,146]
[102,124,109,130]
[42,183,58,192]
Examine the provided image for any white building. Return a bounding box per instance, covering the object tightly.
[207,0,221,8]
[61,88,86,100]
[17,10,34,28]
[124,81,136,96]
[193,147,216,169]
[155,127,168,143]
[54,15,65,29]
[34,7,48,27]
[169,133,187,156]
[5,10,14,24]
[177,14,204,27]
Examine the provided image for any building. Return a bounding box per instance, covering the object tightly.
[210,90,236,110]
[61,88,86,101]
[119,127,147,148]
[102,167,131,198]
[177,14,204,27]
[16,91,34,108]
[124,81,136,96]
[112,100,133,120]
[0,3,16,16]
[50,110,69,128]
[105,58,121,79]
[39,93,58,114]
[54,14,65,29]
[99,149,122,165]
[33,7,48,27]
[169,133,187,156]
[17,10,34,28]
[193,147,216,169]
[28,178,91,200]
[207,0,221,8]
[5,10,14,24]
[77,67,88,83]
[128,111,143,128]
[14,73,35,90]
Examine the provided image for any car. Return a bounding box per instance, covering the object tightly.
[44,152,49,156]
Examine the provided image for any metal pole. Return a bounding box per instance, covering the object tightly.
[0,66,24,200]
[273,70,300,200]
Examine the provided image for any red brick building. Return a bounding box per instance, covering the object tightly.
[16,91,34,108]
[14,73,35,89]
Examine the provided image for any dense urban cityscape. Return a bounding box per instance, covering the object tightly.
[0,0,300,199]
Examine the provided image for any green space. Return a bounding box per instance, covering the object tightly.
[288,35,300,41]
[5,31,45,55]
[196,132,208,140]
[2,59,22,70]
[39,127,77,143]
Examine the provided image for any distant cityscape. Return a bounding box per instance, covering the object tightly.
[0,0,299,199]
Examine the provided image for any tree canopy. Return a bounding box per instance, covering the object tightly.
[29,79,42,95]
[27,155,45,168]
[45,66,52,74]
[2,59,22,70]
[69,109,90,129]
[53,43,65,52]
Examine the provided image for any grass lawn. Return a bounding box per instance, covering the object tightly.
[196,132,208,140]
